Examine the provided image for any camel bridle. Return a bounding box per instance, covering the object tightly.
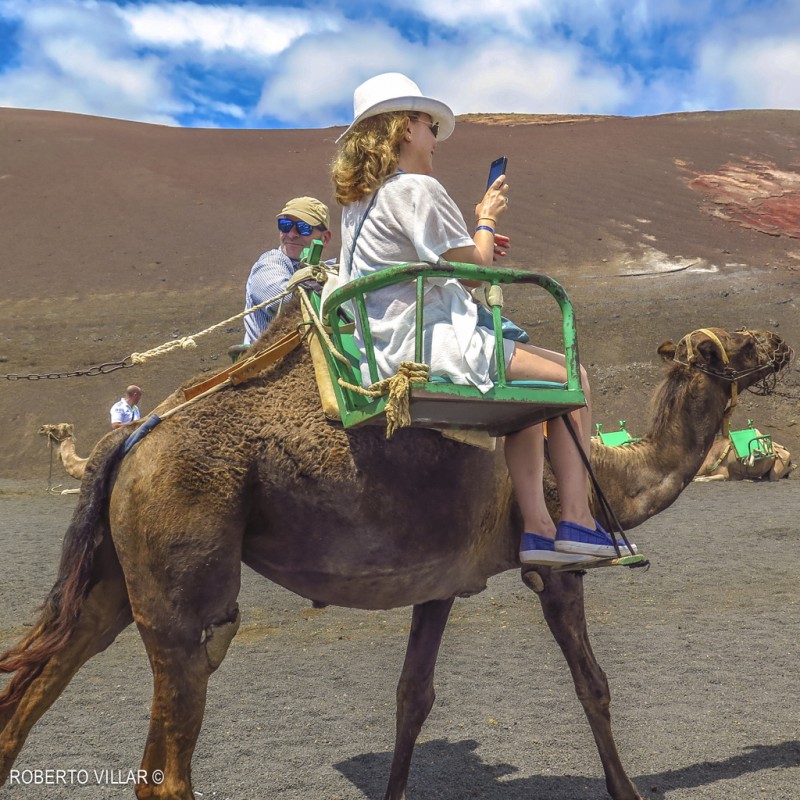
[674,328,793,436]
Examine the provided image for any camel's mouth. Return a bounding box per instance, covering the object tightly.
[744,329,794,395]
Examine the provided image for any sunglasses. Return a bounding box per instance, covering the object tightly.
[277,218,320,236]
[410,116,439,139]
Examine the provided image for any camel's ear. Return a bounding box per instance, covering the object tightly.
[694,338,724,367]
[657,341,676,362]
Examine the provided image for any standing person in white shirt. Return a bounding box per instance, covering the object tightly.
[331,72,636,567]
[110,385,142,429]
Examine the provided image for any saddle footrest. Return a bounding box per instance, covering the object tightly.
[551,554,649,572]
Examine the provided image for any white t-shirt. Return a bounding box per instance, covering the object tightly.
[110,398,140,426]
[335,173,513,393]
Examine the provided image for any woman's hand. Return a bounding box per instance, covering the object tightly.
[493,233,510,260]
[475,175,509,225]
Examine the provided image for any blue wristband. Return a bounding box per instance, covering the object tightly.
[475,225,495,234]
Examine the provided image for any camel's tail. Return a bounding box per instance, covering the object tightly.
[0,435,128,711]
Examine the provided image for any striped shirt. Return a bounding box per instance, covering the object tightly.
[242,248,298,344]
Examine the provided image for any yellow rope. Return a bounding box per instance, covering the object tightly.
[681,328,737,437]
[334,362,430,438]
[296,288,351,365]
[129,289,293,365]
[296,280,429,438]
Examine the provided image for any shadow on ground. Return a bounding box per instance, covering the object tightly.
[336,738,800,799]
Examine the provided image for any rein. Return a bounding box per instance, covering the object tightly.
[672,327,791,437]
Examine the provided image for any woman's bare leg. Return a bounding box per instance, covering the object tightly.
[504,425,556,536]
[506,343,594,531]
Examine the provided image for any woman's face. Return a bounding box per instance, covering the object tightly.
[399,112,437,175]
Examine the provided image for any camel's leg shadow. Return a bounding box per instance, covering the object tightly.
[525,567,642,800]
[0,542,133,783]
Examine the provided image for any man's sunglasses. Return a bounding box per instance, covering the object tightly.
[277,218,321,236]
[410,116,439,139]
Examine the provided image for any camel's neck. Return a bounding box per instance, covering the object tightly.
[591,369,731,529]
[59,438,88,480]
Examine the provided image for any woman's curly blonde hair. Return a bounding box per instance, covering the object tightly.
[332,112,409,205]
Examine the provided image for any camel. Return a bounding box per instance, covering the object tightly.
[694,430,795,481]
[0,311,792,800]
[39,423,88,481]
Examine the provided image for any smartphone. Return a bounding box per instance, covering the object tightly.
[487,156,508,189]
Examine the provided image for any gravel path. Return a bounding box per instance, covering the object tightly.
[1,479,799,799]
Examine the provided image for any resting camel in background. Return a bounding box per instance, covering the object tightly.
[693,430,795,481]
[0,311,792,800]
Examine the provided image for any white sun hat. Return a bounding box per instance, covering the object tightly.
[336,72,455,143]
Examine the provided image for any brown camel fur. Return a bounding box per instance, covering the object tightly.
[39,423,88,480]
[693,431,795,482]
[0,308,792,800]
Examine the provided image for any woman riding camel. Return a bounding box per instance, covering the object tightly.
[331,72,636,566]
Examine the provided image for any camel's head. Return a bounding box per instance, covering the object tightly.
[38,423,75,443]
[657,327,793,394]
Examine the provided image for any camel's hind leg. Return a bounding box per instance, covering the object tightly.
[1,558,132,783]
[384,597,455,800]
[134,607,240,800]
[525,568,642,800]
[116,514,243,800]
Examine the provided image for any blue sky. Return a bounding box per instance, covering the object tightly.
[0,0,798,128]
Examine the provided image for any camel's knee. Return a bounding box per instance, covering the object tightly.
[397,681,436,729]
[201,608,240,671]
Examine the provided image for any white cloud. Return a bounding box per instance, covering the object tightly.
[118,1,340,59]
[0,0,186,123]
[255,22,420,126]
[255,21,634,127]
[433,43,631,115]
[697,35,800,110]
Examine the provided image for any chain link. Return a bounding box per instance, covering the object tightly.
[1,358,134,381]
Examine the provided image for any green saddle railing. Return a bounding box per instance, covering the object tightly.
[729,420,774,461]
[306,250,586,437]
[594,420,639,447]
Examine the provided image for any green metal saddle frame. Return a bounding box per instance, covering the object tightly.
[728,420,774,462]
[594,420,639,447]
[309,257,586,437]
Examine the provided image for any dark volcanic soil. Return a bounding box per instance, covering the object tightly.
[1,107,800,799]
[1,108,800,476]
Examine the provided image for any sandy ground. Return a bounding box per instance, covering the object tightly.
[1,478,799,799]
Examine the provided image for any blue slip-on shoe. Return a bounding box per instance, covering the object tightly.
[554,521,638,558]
[520,532,601,566]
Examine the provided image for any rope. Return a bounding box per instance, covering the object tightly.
[336,361,430,438]
[678,328,739,436]
[296,288,351,365]
[129,289,293,364]
[295,283,430,437]
[375,362,431,438]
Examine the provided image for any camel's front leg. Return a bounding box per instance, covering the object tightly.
[385,597,455,800]
[523,568,642,800]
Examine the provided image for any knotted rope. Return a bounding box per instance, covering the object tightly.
[368,361,431,438]
[295,284,430,437]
